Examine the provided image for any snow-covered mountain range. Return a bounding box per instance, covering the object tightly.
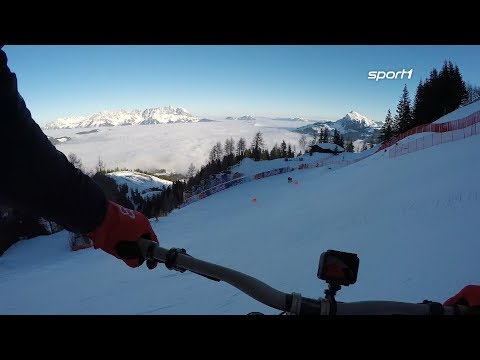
[43,106,198,130]
[294,111,382,142]
[225,115,256,121]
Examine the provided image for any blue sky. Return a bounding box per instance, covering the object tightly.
[4,45,480,125]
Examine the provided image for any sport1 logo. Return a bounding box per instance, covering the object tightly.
[368,69,413,81]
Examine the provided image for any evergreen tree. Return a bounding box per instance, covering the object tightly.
[260,149,270,160]
[280,140,287,158]
[332,129,343,147]
[412,80,425,128]
[412,61,468,126]
[287,144,293,158]
[323,128,330,143]
[270,143,279,159]
[453,64,468,107]
[251,132,265,161]
[380,109,394,143]
[346,141,354,153]
[395,85,413,135]
[221,151,236,169]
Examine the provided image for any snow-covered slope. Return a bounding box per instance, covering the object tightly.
[43,106,198,129]
[433,98,480,124]
[106,171,172,199]
[0,125,478,314]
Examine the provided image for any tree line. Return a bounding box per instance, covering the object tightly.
[186,127,371,193]
[186,133,301,191]
[380,60,472,143]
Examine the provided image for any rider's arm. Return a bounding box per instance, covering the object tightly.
[0,48,108,233]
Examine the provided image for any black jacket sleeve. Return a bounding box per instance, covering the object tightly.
[0,49,108,234]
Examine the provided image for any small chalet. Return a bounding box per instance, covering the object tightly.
[308,143,345,155]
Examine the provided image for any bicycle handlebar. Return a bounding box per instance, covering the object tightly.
[132,238,469,315]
